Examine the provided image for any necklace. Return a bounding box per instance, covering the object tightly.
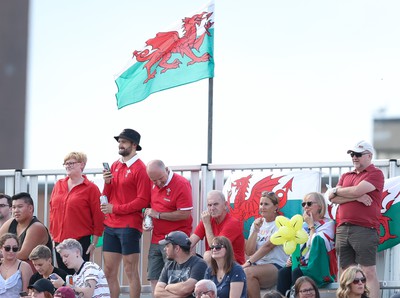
[1,260,17,273]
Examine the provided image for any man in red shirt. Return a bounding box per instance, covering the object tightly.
[144,159,193,295]
[190,190,245,265]
[101,129,152,298]
[329,140,384,298]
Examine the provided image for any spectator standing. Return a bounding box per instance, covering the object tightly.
[145,159,193,294]
[0,194,12,228]
[101,129,152,298]
[0,233,33,297]
[277,192,336,296]
[194,279,217,298]
[329,141,384,298]
[190,190,245,265]
[28,245,67,289]
[337,266,370,298]
[242,191,288,298]
[56,238,110,298]
[0,192,52,270]
[154,231,207,298]
[204,236,247,298]
[49,152,104,274]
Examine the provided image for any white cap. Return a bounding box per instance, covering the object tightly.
[347,140,375,154]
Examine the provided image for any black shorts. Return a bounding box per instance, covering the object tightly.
[102,226,142,255]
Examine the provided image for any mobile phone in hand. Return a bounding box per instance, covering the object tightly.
[103,162,110,172]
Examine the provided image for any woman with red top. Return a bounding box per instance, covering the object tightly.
[49,152,104,274]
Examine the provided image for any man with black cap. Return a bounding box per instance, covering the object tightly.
[154,231,207,298]
[329,140,384,298]
[101,128,152,298]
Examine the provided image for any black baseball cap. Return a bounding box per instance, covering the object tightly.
[159,231,191,249]
[28,278,55,295]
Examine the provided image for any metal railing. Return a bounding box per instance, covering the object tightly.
[1,159,400,296]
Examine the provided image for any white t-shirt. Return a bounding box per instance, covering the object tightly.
[249,220,288,267]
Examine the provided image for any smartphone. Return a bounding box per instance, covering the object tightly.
[49,273,57,280]
[19,292,29,297]
[102,162,110,171]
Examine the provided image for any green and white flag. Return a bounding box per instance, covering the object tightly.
[115,1,215,109]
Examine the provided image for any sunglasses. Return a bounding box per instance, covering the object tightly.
[3,245,19,252]
[352,277,366,284]
[301,201,316,207]
[210,244,225,251]
[350,152,369,158]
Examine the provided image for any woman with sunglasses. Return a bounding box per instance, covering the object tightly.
[277,192,336,297]
[0,233,33,297]
[242,191,288,298]
[204,236,247,298]
[337,266,369,298]
[294,276,320,298]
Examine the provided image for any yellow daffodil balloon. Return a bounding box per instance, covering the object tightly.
[270,215,309,255]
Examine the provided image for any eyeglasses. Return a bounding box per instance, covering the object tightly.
[210,244,225,251]
[63,161,80,167]
[3,245,19,252]
[193,290,213,297]
[350,152,369,158]
[299,288,315,294]
[301,201,316,207]
[352,277,366,284]
[0,204,10,208]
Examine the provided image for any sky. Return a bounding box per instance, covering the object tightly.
[26,0,400,170]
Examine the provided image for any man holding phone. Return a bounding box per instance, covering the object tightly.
[101,128,152,298]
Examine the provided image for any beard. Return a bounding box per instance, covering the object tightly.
[119,147,132,157]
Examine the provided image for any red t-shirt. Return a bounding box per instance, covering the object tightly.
[49,175,104,242]
[150,173,193,243]
[337,164,384,231]
[103,157,152,231]
[193,213,245,264]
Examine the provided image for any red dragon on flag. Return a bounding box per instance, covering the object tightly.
[133,11,214,83]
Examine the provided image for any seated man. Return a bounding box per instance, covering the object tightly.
[189,190,245,264]
[0,192,52,270]
[29,245,68,288]
[155,231,207,298]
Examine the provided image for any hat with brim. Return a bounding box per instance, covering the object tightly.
[347,140,374,154]
[54,286,75,298]
[28,278,55,295]
[159,231,191,249]
[114,129,142,151]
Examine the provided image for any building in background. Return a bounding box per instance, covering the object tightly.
[0,0,29,169]
[373,117,400,159]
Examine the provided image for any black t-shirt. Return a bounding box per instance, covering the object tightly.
[29,266,68,288]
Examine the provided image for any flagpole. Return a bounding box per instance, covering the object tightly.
[207,78,213,164]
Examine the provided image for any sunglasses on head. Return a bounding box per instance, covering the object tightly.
[210,244,225,251]
[352,277,366,284]
[3,245,19,252]
[301,201,315,207]
[350,152,369,158]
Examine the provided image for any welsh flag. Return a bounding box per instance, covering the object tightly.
[223,170,322,238]
[326,176,400,251]
[115,2,215,109]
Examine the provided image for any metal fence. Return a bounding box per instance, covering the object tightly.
[0,159,399,296]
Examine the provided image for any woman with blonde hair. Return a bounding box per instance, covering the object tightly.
[277,192,336,296]
[50,152,104,274]
[337,266,369,298]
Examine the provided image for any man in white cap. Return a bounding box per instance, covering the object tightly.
[329,140,384,298]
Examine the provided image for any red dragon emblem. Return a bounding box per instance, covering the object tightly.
[133,11,214,83]
[379,189,399,244]
[227,174,293,222]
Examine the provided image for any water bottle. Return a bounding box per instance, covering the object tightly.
[144,214,153,230]
[100,195,108,205]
